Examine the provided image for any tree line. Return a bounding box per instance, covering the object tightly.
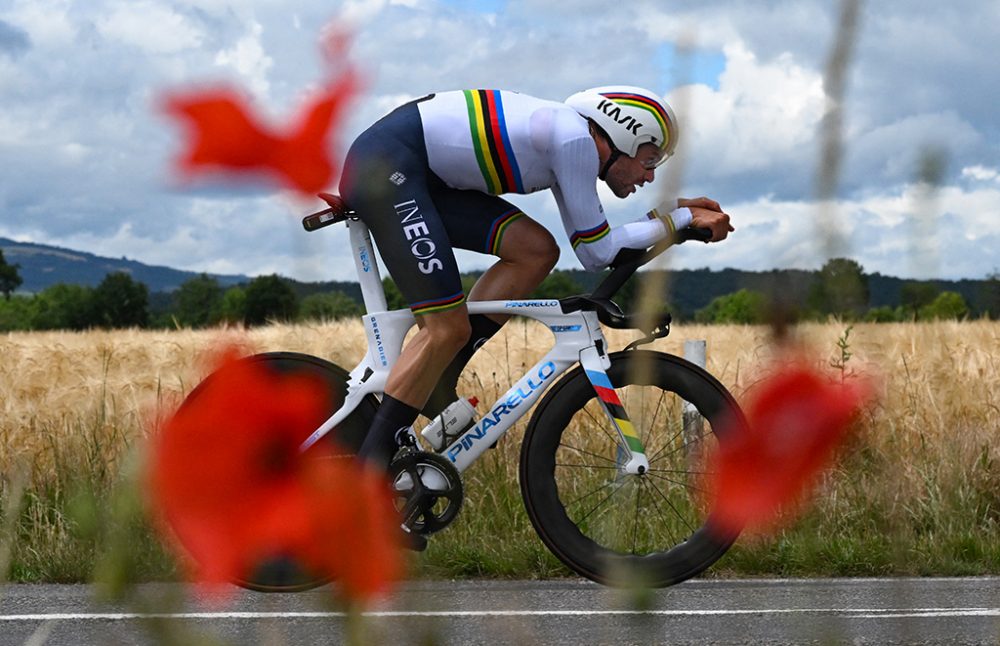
[690,258,998,324]
[0,250,997,331]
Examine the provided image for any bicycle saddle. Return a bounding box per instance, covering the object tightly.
[302,193,356,231]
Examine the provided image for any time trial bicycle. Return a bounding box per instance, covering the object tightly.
[174,194,748,591]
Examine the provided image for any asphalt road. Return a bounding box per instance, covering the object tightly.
[2,577,999,645]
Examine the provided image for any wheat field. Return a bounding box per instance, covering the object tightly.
[1,319,999,581]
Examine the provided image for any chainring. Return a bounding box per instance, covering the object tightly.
[389,450,464,535]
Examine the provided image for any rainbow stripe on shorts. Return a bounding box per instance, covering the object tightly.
[410,291,466,316]
[485,208,525,255]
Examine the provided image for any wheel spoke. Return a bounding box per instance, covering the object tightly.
[645,420,689,464]
[573,479,628,527]
[645,470,711,496]
[580,401,611,435]
[631,477,641,555]
[639,474,698,535]
[556,462,619,471]
[558,442,618,465]
[637,477,682,549]
[646,467,714,477]
[639,388,668,449]
[647,426,713,465]
[581,400,627,450]
[563,476,620,512]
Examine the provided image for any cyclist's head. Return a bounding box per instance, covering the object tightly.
[565,85,679,168]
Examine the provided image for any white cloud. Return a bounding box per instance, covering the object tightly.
[2,1,76,47]
[962,165,1000,184]
[97,1,204,54]
[663,181,1000,280]
[214,20,274,98]
[673,41,825,177]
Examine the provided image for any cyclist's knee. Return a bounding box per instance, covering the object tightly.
[533,229,560,273]
[421,307,472,353]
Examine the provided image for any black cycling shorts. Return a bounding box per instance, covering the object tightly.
[339,99,525,315]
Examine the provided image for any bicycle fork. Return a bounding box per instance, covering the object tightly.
[579,346,650,476]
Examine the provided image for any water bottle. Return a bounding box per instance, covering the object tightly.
[421,397,479,452]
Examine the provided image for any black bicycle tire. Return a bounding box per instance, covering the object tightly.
[171,351,379,593]
[519,349,746,587]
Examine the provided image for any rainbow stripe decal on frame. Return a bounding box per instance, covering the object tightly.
[585,369,645,455]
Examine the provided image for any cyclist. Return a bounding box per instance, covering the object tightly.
[339,85,733,480]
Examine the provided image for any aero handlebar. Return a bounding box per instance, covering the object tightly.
[590,227,712,301]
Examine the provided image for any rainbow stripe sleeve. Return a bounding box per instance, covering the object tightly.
[463,90,525,195]
[569,221,611,249]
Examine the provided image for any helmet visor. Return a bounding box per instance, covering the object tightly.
[639,148,670,170]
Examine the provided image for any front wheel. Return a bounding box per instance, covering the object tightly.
[520,350,747,587]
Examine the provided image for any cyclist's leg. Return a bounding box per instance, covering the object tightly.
[432,188,560,307]
[340,102,472,469]
[421,189,560,415]
[358,306,471,468]
[466,215,560,307]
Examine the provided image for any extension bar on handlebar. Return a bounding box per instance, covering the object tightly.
[589,227,712,301]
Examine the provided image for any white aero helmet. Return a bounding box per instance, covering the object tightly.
[565,85,679,166]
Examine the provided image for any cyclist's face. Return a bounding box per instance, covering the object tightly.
[605,143,660,198]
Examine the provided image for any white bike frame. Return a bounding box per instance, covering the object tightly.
[299,218,650,475]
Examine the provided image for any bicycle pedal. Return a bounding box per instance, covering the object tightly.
[399,523,428,552]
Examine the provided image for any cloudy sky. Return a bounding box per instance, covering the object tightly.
[1,0,997,284]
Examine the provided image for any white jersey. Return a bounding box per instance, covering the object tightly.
[417,90,689,271]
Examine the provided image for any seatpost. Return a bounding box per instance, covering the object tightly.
[348,219,389,313]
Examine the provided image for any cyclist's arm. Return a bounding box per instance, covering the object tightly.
[551,184,692,271]
[548,126,690,271]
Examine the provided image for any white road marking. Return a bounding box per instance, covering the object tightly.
[1,608,998,621]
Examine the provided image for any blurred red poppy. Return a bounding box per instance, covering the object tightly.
[160,70,358,197]
[707,359,872,535]
[147,349,402,603]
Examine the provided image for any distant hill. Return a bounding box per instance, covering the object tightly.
[0,237,249,293]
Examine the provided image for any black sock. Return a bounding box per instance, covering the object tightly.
[422,314,504,417]
[359,394,420,470]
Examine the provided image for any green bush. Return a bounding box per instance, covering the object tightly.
[919,291,969,320]
[243,275,298,326]
[696,289,768,324]
[864,305,902,323]
[300,291,362,321]
[172,274,224,328]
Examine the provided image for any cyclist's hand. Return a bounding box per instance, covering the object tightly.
[679,196,723,213]
[690,206,735,242]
